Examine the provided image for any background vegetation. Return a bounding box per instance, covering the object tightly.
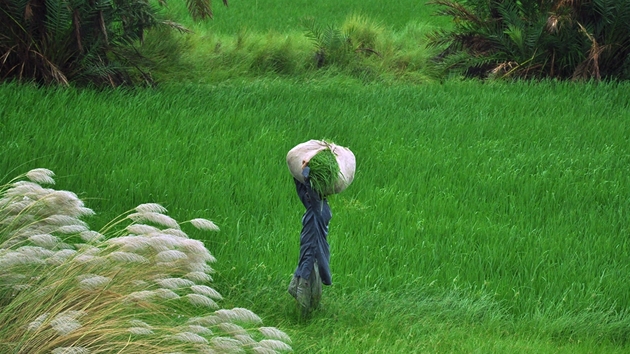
[428,0,630,79]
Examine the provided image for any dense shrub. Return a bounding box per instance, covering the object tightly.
[428,0,630,80]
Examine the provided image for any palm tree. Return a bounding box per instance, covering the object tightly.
[0,0,227,86]
[428,0,630,80]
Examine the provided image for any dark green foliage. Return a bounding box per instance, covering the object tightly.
[428,0,630,80]
[304,20,355,68]
[303,17,382,69]
[308,148,340,198]
[0,0,222,86]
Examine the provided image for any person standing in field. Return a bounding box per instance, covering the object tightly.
[287,161,332,313]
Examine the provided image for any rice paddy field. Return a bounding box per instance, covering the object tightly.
[2,0,630,353]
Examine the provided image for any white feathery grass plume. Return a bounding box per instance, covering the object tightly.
[162,228,189,238]
[106,236,150,252]
[26,168,56,185]
[126,224,161,235]
[215,308,262,325]
[0,251,46,267]
[43,215,87,227]
[258,339,292,352]
[186,263,215,274]
[46,191,91,217]
[28,234,60,249]
[7,182,47,199]
[46,249,77,265]
[128,212,180,229]
[187,315,221,326]
[17,246,55,259]
[169,332,209,344]
[185,294,218,308]
[57,242,74,250]
[79,230,104,242]
[149,273,169,280]
[217,322,247,335]
[27,313,49,331]
[107,251,148,264]
[0,196,30,212]
[77,275,111,290]
[156,250,188,262]
[180,239,216,263]
[155,277,195,289]
[128,320,152,328]
[154,261,179,269]
[78,245,100,255]
[57,224,89,234]
[145,234,184,252]
[191,285,223,300]
[155,288,180,300]
[251,346,278,354]
[184,271,213,283]
[50,310,86,336]
[210,337,242,351]
[234,334,256,345]
[127,327,154,335]
[189,218,220,232]
[135,203,167,214]
[125,290,156,302]
[75,207,96,217]
[259,327,292,344]
[74,254,109,266]
[51,347,91,354]
[182,325,213,335]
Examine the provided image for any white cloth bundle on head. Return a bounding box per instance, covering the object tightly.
[287,140,356,195]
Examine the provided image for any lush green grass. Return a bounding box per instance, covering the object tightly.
[2,78,630,352]
[141,0,447,83]
[162,0,449,33]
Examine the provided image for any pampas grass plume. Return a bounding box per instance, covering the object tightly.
[189,218,220,231]
[191,285,223,300]
[155,277,195,289]
[128,212,180,229]
[25,168,55,185]
[258,339,293,351]
[135,203,168,214]
[186,293,219,308]
[259,327,292,343]
[0,169,292,353]
[170,332,209,344]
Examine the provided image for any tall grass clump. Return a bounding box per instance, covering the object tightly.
[143,15,439,83]
[0,168,292,353]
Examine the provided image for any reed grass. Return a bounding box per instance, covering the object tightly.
[0,169,292,353]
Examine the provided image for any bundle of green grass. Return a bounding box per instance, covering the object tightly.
[307,148,341,197]
[286,139,356,197]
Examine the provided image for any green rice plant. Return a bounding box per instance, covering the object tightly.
[2,80,630,352]
[0,168,292,353]
[307,148,340,198]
